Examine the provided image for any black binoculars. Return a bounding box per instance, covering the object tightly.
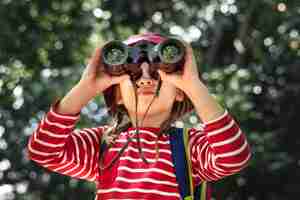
[101,38,186,81]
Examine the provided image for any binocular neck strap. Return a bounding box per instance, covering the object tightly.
[133,79,162,164]
[155,78,162,97]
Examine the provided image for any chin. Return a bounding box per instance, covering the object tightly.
[132,105,171,115]
[123,98,174,116]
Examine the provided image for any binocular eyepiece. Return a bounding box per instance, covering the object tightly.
[101,38,186,80]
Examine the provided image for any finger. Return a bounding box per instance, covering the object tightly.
[87,48,102,74]
[91,47,102,65]
[184,45,194,66]
[93,40,112,71]
[157,69,166,79]
[183,45,199,76]
[180,41,195,64]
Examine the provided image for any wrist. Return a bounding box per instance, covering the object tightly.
[77,79,99,97]
[184,80,225,123]
[184,78,206,98]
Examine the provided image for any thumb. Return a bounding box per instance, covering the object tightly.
[158,69,181,84]
[158,70,174,82]
[158,70,167,80]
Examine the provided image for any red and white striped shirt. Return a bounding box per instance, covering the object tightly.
[27,105,251,200]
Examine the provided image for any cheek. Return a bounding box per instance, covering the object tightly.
[159,82,177,99]
[119,80,137,105]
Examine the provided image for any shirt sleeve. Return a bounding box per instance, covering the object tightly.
[27,101,104,182]
[188,110,251,184]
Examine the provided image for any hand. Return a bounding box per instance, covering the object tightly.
[79,46,130,96]
[157,42,202,94]
[56,47,130,115]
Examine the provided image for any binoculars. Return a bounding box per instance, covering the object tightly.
[101,38,186,81]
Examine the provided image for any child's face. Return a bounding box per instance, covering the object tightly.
[116,62,184,119]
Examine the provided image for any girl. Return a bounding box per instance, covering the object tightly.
[27,33,251,200]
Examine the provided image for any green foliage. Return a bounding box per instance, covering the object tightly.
[0,0,299,199]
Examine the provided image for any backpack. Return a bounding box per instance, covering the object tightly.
[100,127,210,200]
[169,127,210,200]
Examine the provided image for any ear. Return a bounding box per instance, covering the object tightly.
[175,88,185,102]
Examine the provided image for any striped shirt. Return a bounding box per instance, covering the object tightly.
[27,105,251,200]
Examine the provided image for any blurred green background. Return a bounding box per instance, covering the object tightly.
[0,0,299,199]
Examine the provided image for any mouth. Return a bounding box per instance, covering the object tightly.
[139,91,155,95]
[137,88,156,96]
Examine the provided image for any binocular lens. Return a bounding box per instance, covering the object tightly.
[103,42,128,65]
[106,48,125,64]
[158,39,185,64]
[161,45,180,63]
[102,41,128,75]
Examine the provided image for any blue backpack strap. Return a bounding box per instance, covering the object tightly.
[169,127,193,200]
[100,140,107,157]
[169,127,209,200]
[100,127,209,199]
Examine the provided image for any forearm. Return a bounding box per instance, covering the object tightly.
[57,81,98,115]
[189,113,251,181]
[185,79,225,123]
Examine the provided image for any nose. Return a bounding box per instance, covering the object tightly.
[136,62,154,87]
